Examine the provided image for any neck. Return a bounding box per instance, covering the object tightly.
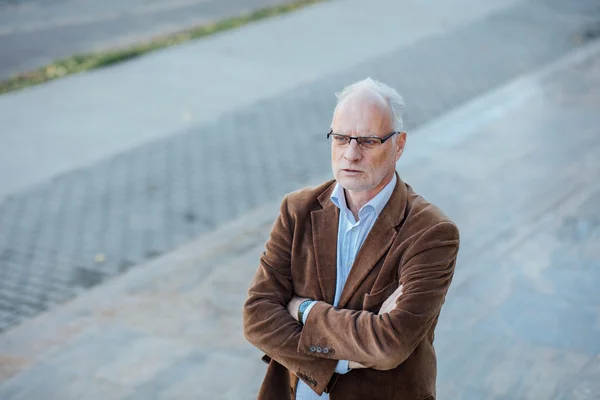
[344,172,394,219]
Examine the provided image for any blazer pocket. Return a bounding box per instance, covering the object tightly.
[362,281,399,313]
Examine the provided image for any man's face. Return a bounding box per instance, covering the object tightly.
[330,92,406,193]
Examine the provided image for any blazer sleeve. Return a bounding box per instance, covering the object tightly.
[297,221,460,371]
[242,195,338,396]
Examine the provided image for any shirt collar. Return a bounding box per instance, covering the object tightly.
[330,173,397,221]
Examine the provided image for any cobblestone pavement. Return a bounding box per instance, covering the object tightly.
[0,0,311,79]
[1,0,600,332]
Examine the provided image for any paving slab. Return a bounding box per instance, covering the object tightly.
[1,36,599,399]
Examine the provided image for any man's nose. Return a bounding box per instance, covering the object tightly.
[343,140,361,161]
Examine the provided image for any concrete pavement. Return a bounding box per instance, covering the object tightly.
[0,0,312,80]
[0,0,530,199]
[1,0,599,332]
[1,37,599,399]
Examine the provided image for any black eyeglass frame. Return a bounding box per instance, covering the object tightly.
[327,130,399,146]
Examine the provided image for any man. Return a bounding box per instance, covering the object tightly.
[242,77,460,400]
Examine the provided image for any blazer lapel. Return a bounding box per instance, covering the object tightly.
[311,186,339,305]
[337,175,408,309]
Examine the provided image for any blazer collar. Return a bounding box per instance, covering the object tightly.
[312,172,408,307]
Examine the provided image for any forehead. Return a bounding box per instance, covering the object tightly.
[331,91,393,134]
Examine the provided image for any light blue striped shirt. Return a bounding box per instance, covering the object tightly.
[296,174,397,400]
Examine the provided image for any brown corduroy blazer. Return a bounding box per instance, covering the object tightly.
[243,174,460,400]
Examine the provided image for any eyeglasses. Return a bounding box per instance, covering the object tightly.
[327,130,398,149]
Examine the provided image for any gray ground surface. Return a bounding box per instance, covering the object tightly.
[0,0,306,80]
[0,39,598,399]
[1,0,600,333]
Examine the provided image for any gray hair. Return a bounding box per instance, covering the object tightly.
[334,77,405,132]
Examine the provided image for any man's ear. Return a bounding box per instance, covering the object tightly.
[395,132,407,161]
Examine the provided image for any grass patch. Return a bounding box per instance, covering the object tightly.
[0,0,327,95]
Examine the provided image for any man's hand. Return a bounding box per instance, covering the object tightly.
[378,284,403,315]
[286,296,312,322]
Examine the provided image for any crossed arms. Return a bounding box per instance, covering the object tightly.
[286,284,404,371]
[242,195,460,395]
